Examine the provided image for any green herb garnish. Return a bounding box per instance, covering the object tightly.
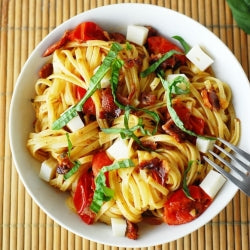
[226,0,250,34]
[140,49,182,78]
[63,133,81,180]
[102,108,152,151]
[90,159,135,213]
[64,161,81,180]
[126,41,132,50]
[172,35,191,53]
[66,133,73,157]
[52,42,123,130]
[110,58,125,110]
[182,160,195,200]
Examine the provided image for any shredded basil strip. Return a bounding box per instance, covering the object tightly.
[159,75,215,140]
[126,41,132,50]
[172,35,191,54]
[52,42,123,130]
[90,159,135,213]
[101,109,151,151]
[66,133,73,157]
[63,133,81,179]
[182,160,195,200]
[64,161,81,180]
[140,49,182,78]
[110,58,125,110]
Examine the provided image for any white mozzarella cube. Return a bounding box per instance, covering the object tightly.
[196,137,216,153]
[186,45,214,71]
[126,25,149,45]
[61,106,85,132]
[200,170,226,198]
[40,158,58,182]
[111,217,127,237]
[107,138,130,160]
[66,115,85,132]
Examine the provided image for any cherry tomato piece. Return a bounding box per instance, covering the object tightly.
[163,185,212,225]
[147,36,186,66]
[68,22,107,42]
[173,102,205,135]
[43,22,106,57]
[92,151,113,177]
[73,170,96,224]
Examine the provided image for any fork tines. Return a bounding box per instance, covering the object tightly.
[203,137,250,197]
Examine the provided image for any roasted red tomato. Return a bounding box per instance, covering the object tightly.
[73,170,96,224]
[75,86,96,115]
[163,185,212,225]
[147,36,186,67]
[92,151,113,186]
[173,102,205,135]
[43,22,107,56]
[68,21,107,42]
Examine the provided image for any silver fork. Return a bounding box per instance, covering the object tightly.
[203,138,250,197]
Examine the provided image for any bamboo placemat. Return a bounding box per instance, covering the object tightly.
[1,0,249,249]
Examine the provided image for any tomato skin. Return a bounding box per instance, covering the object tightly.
[43,22,106,57]
[92,151,113,177]
[163,185,212,225]
[75,86,96,115]
[147,36,186,66]
[173,102,205,135]
[73,170,96,224]
[68,22,107,42]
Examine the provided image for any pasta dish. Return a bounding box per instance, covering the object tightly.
[27,22,240,239]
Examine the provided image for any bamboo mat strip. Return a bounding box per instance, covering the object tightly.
[0,0,249,250]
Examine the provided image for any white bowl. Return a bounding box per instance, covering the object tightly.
[9,3,250,248]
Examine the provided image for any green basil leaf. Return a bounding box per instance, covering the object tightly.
[66,133,73,157]
[63,160,81,180]
[140,49,182,78]
[90,159,134,213]
[172,35,191,54]
[169,75,190,95]
[182,160,195,200]
[226,0,250,34]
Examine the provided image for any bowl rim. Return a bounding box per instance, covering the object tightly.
[9,3,250,247]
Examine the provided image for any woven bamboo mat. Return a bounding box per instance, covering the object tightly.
[1,0,249,249]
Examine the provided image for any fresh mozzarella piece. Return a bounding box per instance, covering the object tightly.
[200,170,226,198]
[61,106,85,132]
[93,66,111,88]
[40,158,57,182]
[126,25,149,45]
[196,137,216,153]
[111,217,127,237]
[107,138,130,160]
[186,45,214,71]
[167,73,189,83]
[66,115,85,132]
